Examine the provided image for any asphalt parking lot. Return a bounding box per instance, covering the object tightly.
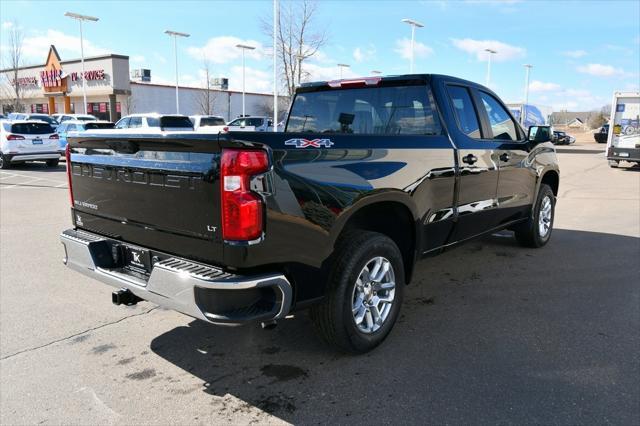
[1,147,638,425]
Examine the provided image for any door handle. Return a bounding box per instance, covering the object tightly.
[500,153,510,162]
[462,154,477,165]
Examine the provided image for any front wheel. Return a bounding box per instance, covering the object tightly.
[514,184,555,248]
[310,231,405,354]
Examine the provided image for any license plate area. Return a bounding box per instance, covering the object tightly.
[32,139,43,145]
[121,245,152,277]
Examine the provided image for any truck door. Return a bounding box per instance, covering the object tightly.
[475,90,535,225]
[444,84,501,241]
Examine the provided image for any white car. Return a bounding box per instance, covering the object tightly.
[57,114,98,123]
[226,116,282,132]
[0,120,62,169]
[190,115,227,133]
[113,113,194,132]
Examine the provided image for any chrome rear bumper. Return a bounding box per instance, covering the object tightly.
[60,229,292,324]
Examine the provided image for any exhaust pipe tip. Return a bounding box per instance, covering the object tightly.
[261,320,277,330]
[112,288,143,306]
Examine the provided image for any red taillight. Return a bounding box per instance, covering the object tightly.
[7,134,25,140]
[220,149,269,241]
[65,144,74,207]
[50,134,59,139]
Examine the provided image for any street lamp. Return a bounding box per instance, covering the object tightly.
[522,64,533,126]
[165,30,190,114]
[236,44,256,117]
[337,63,350,79]
[64,12,99,115]
[371,70,382,75]
[484,48,497,87]
[273,0,278,132]
[401,18,424,73]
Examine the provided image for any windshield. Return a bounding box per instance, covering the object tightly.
[200,117,226,126]
[11,122,55,134]
[287,84,442,135]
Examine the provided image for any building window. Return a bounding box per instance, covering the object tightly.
[31,104,50,114]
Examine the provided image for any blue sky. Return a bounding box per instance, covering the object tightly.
[1,0,639,110]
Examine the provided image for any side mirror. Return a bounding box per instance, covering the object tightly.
[528,125,552,143]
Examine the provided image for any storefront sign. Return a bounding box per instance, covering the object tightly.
[11,76,38,87]
[71,69,106,81]
[40,69,64,88]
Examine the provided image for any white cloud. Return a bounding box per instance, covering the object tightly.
[153,52,167,64]
[2,21,14,30]
[19,29,108,61]
[353,45,376,63]
[451,38,525,62]
[227,66,271,93]
[300,62,357,82]
[577,63,624,77]
[394,38,434,61]
[187,36,263,64]
[130,55,145,64]
[529,80,561,92]
[562,50,587,58]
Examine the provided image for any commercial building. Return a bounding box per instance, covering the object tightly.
[1,45,283,122]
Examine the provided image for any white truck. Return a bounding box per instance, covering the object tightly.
[607,92,640,168]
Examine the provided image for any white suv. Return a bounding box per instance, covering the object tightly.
[113,113,194,132]
[0,120,62,169]
[190,115,227,132]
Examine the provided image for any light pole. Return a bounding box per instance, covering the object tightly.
[484,48,497,87]
[337,63,350,79]
[295,54,305,86]
[165,30,190,114]
[236,44,256,117]
[371,70,382,75]
[64,12,99,114]
[401,18,424,73]
[522,64,533,126]
[273,0,278,132]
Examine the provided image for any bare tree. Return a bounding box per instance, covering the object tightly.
[195,58,216,115]
[4,23,25,112]
[263,0,328,98]
[122,94,135,115]
[256,96,289,122]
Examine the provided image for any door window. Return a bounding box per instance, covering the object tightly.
[478,92,518,141]
[129,117,143,128]
[447,86,481,139]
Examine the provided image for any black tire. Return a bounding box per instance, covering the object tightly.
[608,160,619,168]
[0,153,10,170]
[46,159,60,167]
[310,230,405,354]
[514,184,555,248]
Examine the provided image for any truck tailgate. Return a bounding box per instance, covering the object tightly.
[68,134,223,265]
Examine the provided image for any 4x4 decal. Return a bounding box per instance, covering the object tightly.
[284,138,334,148]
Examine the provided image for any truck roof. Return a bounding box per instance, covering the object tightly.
[298,73,481,92]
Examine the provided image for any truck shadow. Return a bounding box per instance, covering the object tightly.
[149,229,639,424]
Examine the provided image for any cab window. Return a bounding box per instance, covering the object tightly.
[447,85,482,139]
[115,117,130,129]
[478,92,519,141]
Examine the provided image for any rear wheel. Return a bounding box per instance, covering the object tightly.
[608,160,619,168]
[310,231,405,354]
[46,159,60,167]
[514,184,555,248]
[0,154,10,169]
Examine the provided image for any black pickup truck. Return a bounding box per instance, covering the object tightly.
[61,74,559,353]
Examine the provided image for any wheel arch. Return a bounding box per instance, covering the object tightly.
[330,192,420,284]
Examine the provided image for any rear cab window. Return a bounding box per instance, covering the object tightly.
[287,82,442,135]
[200,117,226,126]
[159,116,194,129]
